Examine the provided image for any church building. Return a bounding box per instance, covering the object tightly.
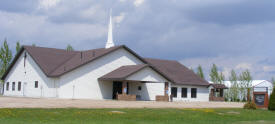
[1,14,210,102]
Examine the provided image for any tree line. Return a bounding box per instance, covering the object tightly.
[194,64,275,102]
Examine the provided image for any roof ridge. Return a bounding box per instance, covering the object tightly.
[23,45,80,52]
[23,45,124,52]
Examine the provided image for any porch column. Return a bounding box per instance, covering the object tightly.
[164,82,168,96]
[122,81,127,95]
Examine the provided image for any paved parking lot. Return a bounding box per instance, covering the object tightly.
[0,96,244,108]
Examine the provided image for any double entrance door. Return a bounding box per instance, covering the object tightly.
[112,81,129,99]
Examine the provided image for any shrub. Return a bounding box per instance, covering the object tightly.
[225,97,228,102]
[243,102,257,110]
[268,87,275,111]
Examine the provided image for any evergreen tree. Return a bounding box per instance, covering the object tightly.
[196,65,204,79]
[268,86,275,110]
[0,39,13,77]
[16,41,21,54]
[66,44,74,51]
[210,64,219,84]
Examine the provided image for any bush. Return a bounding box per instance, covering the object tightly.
[243,102,257,109]
[225,97,228,102]
[268,87,275,111]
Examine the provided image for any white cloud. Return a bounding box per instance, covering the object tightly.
[0,0,275,81]
[119,0,127,2]
[134,0,144,7]
[113,12,126,24]
[263,66,275,72]
[235,63,252,70]
[0,11,106,49]
[180,55,271,80]
[38,0,61,10]
[222,67,232,79]
[80,5,105,21]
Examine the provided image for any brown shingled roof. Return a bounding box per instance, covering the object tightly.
[1,45,209,86]
[99,64,148,81]
[210,84,228,89]
[2,45,125,79]
[144,58,209,86]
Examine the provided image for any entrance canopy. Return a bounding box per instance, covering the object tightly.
[209,84,228,101]
[98,64,167,83]
[98,64,169,101]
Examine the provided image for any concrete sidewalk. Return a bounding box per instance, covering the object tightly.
[0,96,244,108]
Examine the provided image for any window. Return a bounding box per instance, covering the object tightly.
[12,82,15,91]
[35,81,38,88]
[6,82,9,91]
[171,87,177,98]
[138,86,142,91]
[18,82,21,91]
[191,88,197,98]
[181,88,187,98]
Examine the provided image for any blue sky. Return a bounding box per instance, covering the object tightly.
[0,0,274,80]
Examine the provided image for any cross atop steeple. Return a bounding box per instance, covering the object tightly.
[105,9,115,49]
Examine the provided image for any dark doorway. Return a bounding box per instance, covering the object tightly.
[112,81,122,99]
[171,87,177,98]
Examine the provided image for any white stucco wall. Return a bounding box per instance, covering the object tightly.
[128,81,165,101]
[170,84,209,102]
[253,81,273,96]
[58,48,144,99]
[3,51,57,98]
[126,67,167,83]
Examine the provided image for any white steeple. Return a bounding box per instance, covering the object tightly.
[105,9,115,48]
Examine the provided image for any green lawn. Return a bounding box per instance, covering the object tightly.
[0,108,274,124]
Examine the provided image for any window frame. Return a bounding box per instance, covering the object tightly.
[181,88,188,98]
[12,82,15,91]
[18,82,21,91]
[191,88,197,98]
[171,87,178,98]
[6,82,9,91]
[35,81,38,88]
[138,86,142,91]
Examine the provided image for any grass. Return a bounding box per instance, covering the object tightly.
[0,108,274,124]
